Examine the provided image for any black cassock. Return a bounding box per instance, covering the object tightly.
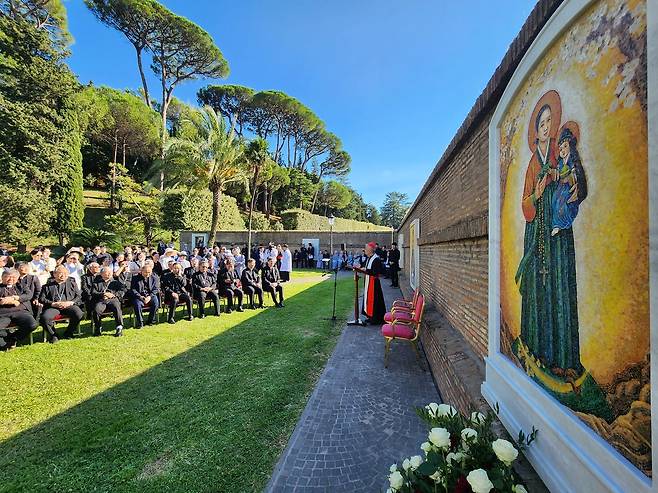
[361,254,386,324]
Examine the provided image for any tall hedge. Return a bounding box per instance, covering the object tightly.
[162,189,245,231]
[51,106,85,242]
[281,209,392,232]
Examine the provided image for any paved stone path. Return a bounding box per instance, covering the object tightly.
[266,277,440,492]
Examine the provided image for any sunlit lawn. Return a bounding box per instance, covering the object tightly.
[0,272,352,492]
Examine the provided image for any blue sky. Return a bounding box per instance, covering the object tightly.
[66,0,536,208]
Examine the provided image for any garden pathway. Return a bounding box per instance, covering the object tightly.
[266,276,440,492]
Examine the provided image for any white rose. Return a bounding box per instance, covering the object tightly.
[386,490,393,493]
[429,469,442,482]
[466,469,494,493]
[470,411,486,424]
[426,402,440,417]
[446,451,465,464]
[402,458,411,471]
[492,438,519,465]
[410,455,423,470]
[428,427,451,449]
[437,403,457,417]
[512,485,528,493]
[420,441,432,453]
[389,464,397,473]
[389,470,404,490]
[461,427,478,441]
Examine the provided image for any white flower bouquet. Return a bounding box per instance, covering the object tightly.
[387,403,537,493]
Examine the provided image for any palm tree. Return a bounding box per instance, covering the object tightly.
[244,137,273,256]
[164,106,246,245]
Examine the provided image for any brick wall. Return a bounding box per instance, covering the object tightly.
[398,0,563,413]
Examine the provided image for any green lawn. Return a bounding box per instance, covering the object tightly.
[0,273,352,492]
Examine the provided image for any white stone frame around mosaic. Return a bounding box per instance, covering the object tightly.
[483,0,657,491]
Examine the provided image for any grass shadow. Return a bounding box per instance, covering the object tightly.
[0,276,353,493]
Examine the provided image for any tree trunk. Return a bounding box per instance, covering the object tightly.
[134,45,152,109]
[247,166,260,256]
[261,182,268,213]
[110,132,118,210]
[209,185,222,248]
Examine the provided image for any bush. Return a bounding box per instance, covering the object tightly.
[162,189,245,231]
[69,227,121,250]
[281,209,391,232]
[242,211,270,231]
[271,220,284,231]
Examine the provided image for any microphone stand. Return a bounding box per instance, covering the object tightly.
[331,266,338,321]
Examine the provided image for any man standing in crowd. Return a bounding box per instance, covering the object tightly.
[0,269,37,350]
[280,244,292,282]
[39,265,84,342]
[388,242,401,288]
[262,257,284,308]
[129,263,160,329]
[219,258,243,313]
[241,258,263,309]
[91,266,125,337]
[353,242,386,325]
[306,242,315,268]
[192,260,220,318]
[162,262,193,323]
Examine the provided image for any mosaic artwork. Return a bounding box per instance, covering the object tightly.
[497,0,650,476]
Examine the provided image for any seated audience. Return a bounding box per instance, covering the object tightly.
[241,258,263,309]
[0,269,38,350]
[39,265,83,342]
[91,266,126,337]
[192,260,220,318]
[129,264,160,329]
[218,258,243,313]
[262,257,285,308]
[162,262,193,323]
[64,252,85,289]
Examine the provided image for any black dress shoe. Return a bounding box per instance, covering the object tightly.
[168,319,176,324]
[226,309,232,314]
[186,315,194,321]
[50,336,59,344]
[62,332,75,340]
[135,324,144,330]
[236,306,244,312]
[114,327,123,337]
[249,304,255,310]
[199,313,206,319]
[93,329,102,337]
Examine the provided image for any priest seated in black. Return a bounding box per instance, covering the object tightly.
[0,269,38,350]
[162,262,193,323]
[218,258,243,313]
[16,261,41,319]
[241,258,263,309]
[262,257,284,308]
[39,265,84,342]
[91,266,126,337]
[129,263,160,329]
[192,260,220,318]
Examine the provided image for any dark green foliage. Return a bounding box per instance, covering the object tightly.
[280,209,390,232]
[69,227,121,250]
[161,189,245,232]
[51,107,85,241]
[0,13,81,245]
[380,191,411,229]
[272,168,319,212]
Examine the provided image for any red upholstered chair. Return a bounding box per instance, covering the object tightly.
[384,291,421,323]
[381,294,425,369]
[391,289,419,310]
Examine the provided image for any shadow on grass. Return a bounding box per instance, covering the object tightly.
[0,276,353,493]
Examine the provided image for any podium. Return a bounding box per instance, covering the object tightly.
[347,268,367,326]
